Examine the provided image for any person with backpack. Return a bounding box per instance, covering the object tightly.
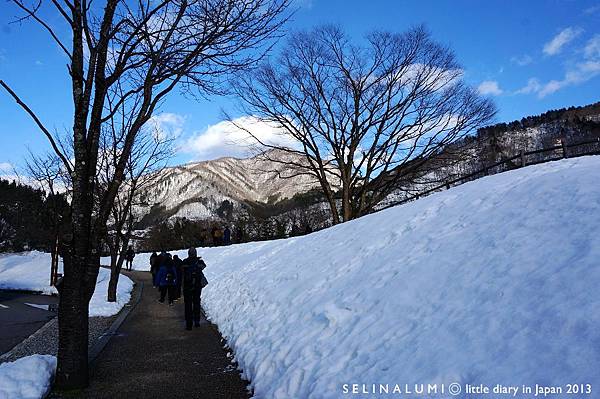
[182,247,208,330]
[173,254,183,300]
[155,255,178,305]
[149,252,160,287]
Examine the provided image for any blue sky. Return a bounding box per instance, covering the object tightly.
[1,0,599,173]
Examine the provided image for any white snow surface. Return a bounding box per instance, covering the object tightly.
[124,157,600,398]
[0,251,133,317]
[0,355,56,399]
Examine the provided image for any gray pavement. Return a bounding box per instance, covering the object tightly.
[79,271,251,399]
[0,290,58,355]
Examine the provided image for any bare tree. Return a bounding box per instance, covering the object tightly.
[1,0,289,389]
[25,150,71,286]
[100,121,173,303]
[232,25,496,223]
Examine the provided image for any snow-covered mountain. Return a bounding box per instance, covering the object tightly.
[135,151,325,224]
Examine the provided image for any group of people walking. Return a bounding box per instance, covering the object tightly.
[149,248,208,330]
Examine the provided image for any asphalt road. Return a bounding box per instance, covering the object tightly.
[0,290,58,355]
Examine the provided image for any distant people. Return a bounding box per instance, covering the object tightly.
[182,247,208,330]
[173,254,183,300]
[223,226,231,245]
[155,255,177,305]
[211,226,223,246]
[149,252,159,286]
[125,246,135,271]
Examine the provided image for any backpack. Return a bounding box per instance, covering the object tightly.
[165,266,175,285]
[186,260,208,290]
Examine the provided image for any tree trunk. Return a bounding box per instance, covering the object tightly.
[107,243,119,303]
[341,181,352,222]
[107,237,128,303]
[55,252,90,390]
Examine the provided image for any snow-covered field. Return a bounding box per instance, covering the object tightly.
[0,355,56,398]
[0,251,134,317]
[123,157,600,398]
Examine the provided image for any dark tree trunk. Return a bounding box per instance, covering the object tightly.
[55,252,91,390]
[107,237,128,302]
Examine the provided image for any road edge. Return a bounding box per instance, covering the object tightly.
[88,276,144,364]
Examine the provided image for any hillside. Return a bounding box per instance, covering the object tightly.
[124,156,600,398]
[134,151,326,226]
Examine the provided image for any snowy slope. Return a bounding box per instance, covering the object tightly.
[125,156,600,398]
[0,252,133,317]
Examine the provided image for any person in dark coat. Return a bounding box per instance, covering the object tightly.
[155,255,178,305]
[173,254,183,300]
[223,226,231,245]
[125,246,135,271]
[149,252,158,286]
[182,247,207,330]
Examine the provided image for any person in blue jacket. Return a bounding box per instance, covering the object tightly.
[155,254,178,305]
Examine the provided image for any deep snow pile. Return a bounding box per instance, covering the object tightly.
[126,157,600,398]
[0,355,56,399]
[0,251,133,317]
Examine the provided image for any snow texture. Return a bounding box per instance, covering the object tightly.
[0,355,56,399]
[0,251,133,317]
[122,157,600,398]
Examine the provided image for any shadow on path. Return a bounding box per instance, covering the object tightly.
[80,271,251,399]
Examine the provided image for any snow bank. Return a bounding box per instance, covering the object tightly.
[0,355,56,399]
[125,157,600,398]
[0,251,133,317]
[0,251,58,295]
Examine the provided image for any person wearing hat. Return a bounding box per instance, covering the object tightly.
[181,247,208,330]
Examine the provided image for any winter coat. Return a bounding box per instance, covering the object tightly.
[150,254,159,275]
[223,228,231,244]
[182,256,207,292]
[155,264,178,287]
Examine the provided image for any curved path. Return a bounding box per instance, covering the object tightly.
[80,271,250,398]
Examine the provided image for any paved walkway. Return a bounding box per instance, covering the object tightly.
[80,271,251,399]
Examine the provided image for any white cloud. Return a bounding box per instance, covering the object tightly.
[537,80,564,97]
[584,34,600,59]
[516,31,600,99]
[181,116,298,161]
[583,5,600,14]
[516,61,600,98]
[0,162,21,184]
[477,80,503,96]
[146,112,186,140]
[515,78,542,95]
[543,27,583,56]
[0,162,12,173]
[510,54,533,66]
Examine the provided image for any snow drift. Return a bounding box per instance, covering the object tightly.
[126,157,600,398]
[0,251,133,317]
[0,355,56,399]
